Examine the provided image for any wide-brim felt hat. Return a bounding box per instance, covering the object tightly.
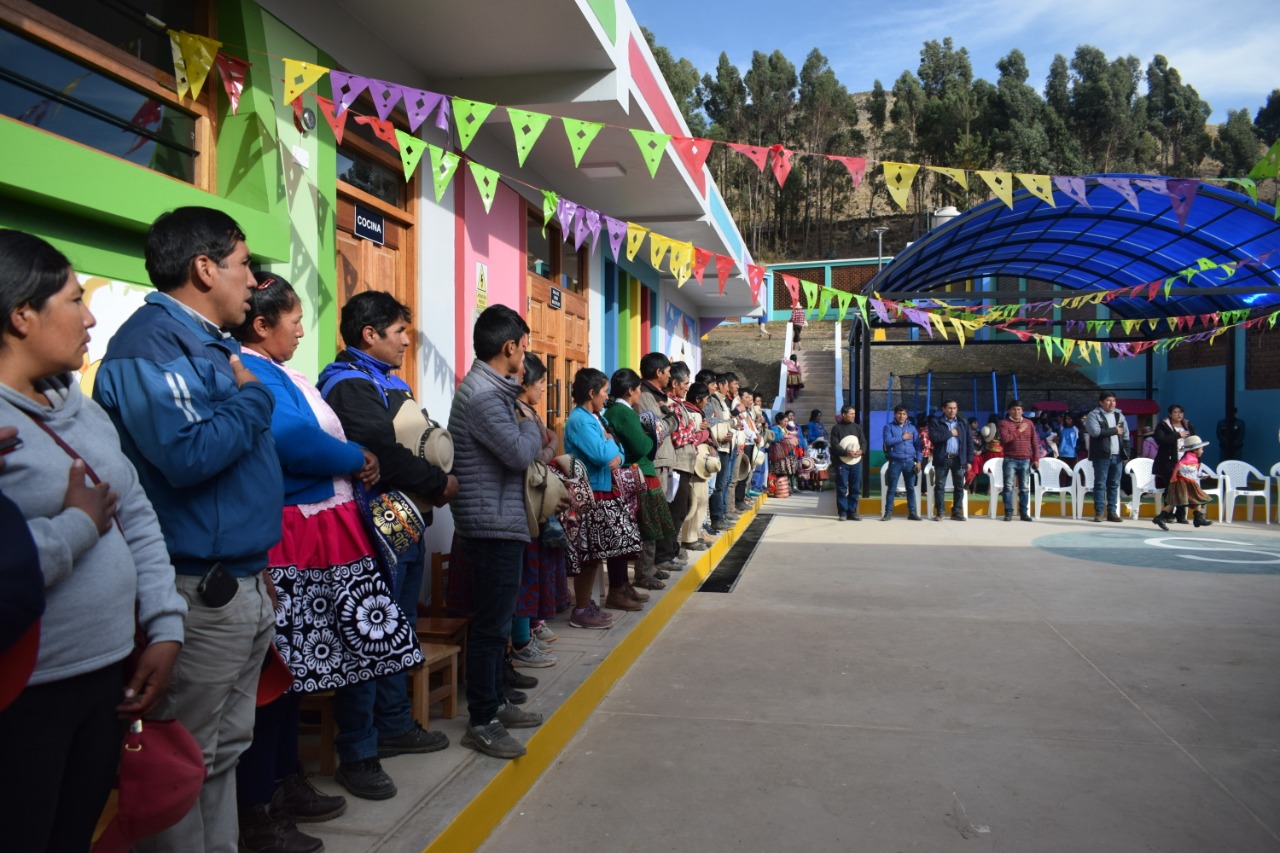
[800,456,815,471]
[709,422,732,446]
[392,402,454,473]
[694,443,722,479]
[837,434,862,463]
[1181,434,1210,451]
[524,459,569,537]
[980,423,998,442]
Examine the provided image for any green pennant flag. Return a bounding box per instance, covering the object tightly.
[506,108,551,167]
[541,189,559,236]
[834,290,853,323]
[1099,320,1114,337]
[427,143,461,203]
[1248,139,1280,180]
[451,98,495,151]
[563,118,604,167]
[394,129,426,181]
[468,161,500,214]
[800,279,819,316]
[1218,177,1258,204]
[853,294,869,327]
[1164,277,1177,299]
[629,128,670,178]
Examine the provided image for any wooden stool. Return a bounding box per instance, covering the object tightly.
[409,642,461,723]
[417,553,470,683]
[298,691,337,775]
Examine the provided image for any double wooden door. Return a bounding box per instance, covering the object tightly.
[527,273,588,442]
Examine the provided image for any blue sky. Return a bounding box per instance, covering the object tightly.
[628,0,1273,124]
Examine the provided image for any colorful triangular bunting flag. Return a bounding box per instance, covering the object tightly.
[452,98,495,151]
[562,118,604,167]
[507,108,552,167]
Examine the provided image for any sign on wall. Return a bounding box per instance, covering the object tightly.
[354,203,385,245]
[476,261,488,316]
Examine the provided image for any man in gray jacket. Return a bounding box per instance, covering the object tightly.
[637,352,684,575]
[448,304,545,759]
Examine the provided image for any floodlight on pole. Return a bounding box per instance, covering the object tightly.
[872,226,889,270]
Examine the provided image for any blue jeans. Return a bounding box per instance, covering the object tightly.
[752,461,767,491]
[1093,454,1123,515]
[884,459,918,515]
[1002,457,1031,517]
[459,537,524,726]
[332,541,422,762]
[834,461,861,517]
[711,448,734,521]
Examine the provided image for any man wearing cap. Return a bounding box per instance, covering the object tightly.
[318,291,457,798]
[928,399,973,521]
[830,405,866,520]
[998,399,1040,522]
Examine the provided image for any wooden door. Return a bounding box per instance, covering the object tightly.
[528,273,589,442]
[336,191,418,393]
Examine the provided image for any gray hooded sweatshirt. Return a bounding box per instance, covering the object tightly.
[0,375,185,684]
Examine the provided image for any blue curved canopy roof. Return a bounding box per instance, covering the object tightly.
[868,176,1280,321]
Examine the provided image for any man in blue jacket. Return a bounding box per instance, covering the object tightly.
[93,207,282,852]
[882,405,923,521]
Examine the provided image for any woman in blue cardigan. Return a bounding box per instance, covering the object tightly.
[231,273,424,844]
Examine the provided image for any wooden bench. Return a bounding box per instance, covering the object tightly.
[416,552,469,683]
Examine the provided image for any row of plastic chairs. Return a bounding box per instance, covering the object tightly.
[880,457,1274,523]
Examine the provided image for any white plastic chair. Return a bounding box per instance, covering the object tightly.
[1193,463,1227,523]
[1271,462,1280,524]
[981,457,1005,519]
[922,459,970,518]
[1218,461,1272,524]
[1033,457,1075,519]
[1071,459,1095,520]
[1123,457,1163,519]
[879,460,925,517]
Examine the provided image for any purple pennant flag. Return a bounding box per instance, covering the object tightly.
[556,198,579,240]
[329,70,369,116]
[1167,179,1200,231]
[871,299,891,324]
[604,216,627,260]
[368,79,401,122]
[433,96,450,132]
[1053,176,1089,207]
[1133,177,1170,196]
[903,307,932,337]
[698,317,727,338]
[583,208,602,255]
[1097,176,1140,212]
[573,210,591,251]
[401,88,443,132]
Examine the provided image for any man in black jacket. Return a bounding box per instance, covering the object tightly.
[927,399,973,521]
[830,405,866,521]
[318,292,457,800]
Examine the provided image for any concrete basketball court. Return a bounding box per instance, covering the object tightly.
[476,491,1280,852]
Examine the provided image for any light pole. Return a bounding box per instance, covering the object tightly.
[872,226,889,270]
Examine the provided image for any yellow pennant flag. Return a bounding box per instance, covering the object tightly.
[1122,319,1142,335]
[1016,173,1056,206]
[625,223,648,261]
[949,318,968,347]
[882,162,921,210]
[1167,317,1178,332]
[167,31,189,99]
[1060,337,1076,362]
[1087,341,1103,363]
[176,32,221,100]
[976,170,1015,209]
[669,240,692,276]
[929,312,949,339]
[649,233,671,270]
[282,58,329,105]
[1147,319,1159,332]
[927,166,968,190]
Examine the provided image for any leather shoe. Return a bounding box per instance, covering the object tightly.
[1107,512,1123,523]
[270,773,346,823]
[1020,514,1033,522]
[335,758,396,801]
[239,804,323,853]
[504,660,538,689]
[377,723,448,758]
[907,513,922,521]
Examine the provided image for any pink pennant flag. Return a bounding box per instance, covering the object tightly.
[827,155,867,189]
[780,274,801,306]
[367,79,402,122]
[124,98,162,154]
[1167,179,1200,231]
[714,254,733,295]
[726,142,769,171]
[603,216,627,260]
[400,88,444,133]
[354,115,399,150]
[213,53,250,116]
[692,247,713,285]
[671,137,714,179]
[746,264,765,303]
[328,70,368,116]
[1097,176,1140,212]
[1052,176,1089,207]
[769,145,793,188]
[314,95,347,144]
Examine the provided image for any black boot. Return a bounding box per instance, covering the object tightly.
[1193,510,1214,528]
[239,804,324,853]
[1152,510,1174,532]
[270,772,346,823]
[1174,506,1189,525]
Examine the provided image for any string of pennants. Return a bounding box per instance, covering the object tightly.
[778,250,1278,363]
[162,31,1280,237]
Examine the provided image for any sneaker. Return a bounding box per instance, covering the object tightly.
[656,561,683,573]
[270,773,347,823]
[734,502,749,512]
[334,757,397,800]
[461,719,526,759]
[239,804,324,853]
[682,540,709,551]
[569,603,613,629]
[532,623,558,644]
[713,521,734,532]
[511,644,558,667]
[504,659,538,689]
[849,514,861,521]
[528,635,555,654]
[837,514,846,521]
[497,700,543,728]
[604,587,643,611]
[377,722,449,758]
[506,688,528,704]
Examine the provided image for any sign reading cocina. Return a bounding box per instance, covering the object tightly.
[354,203,385,245]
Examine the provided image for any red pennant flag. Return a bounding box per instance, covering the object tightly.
[315,95,347,144]
[780,273,801,306]
[726,142,769,172]
[826,155,867,189]
[124,98,163,154]
[671,137,714,180]
[355,115,399,150]
[746,264,765,302]
[291,96,304,131]
[213,53,251,116]
[769,145,793,188]
[714,254,733,295]
[692,247,713,285]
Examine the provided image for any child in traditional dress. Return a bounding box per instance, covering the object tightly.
[1152,435,1214,530]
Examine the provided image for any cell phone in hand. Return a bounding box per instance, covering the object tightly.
[0,435,22,455]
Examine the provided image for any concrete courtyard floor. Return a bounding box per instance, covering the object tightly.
[475,492,1280,853]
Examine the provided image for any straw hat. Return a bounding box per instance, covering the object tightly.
[1181,435,1210,452]
[980,423,998,443]
[524,459,568,537]
[837,434,862,463]
[708,421,732,447]
[694,443,722,479]
[392,401,454,473]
